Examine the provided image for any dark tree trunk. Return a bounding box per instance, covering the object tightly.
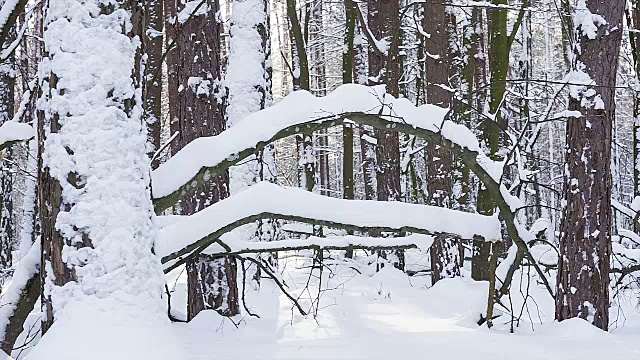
[473,1,507,282]
[368,0,403,270]
[0,36,14,274]
[556,0,624,331]
[144,0,163,168]
[166,0,239,319]
[423,2,459,284]
[1,272,40,354]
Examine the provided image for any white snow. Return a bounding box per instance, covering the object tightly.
[223,0,272,244]
[177,0,208,24]
[0,121,33,147]
[574,0,607,40]
[167,254,640,360]
[0,0,19,41]
[201,234,435,256]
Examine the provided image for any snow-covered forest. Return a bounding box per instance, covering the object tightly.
[0,0,637,358]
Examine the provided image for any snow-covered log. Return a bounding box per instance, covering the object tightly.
[157,182,501,272]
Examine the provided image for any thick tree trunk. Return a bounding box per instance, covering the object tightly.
[556,0,624,331]
[37,0,168,348]
[226,0,277,283]
[166,0,239,319]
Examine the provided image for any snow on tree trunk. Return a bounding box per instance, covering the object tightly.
[555,0,624,331]
[225,0,278,281]
[166,0,239,319]
[423,1,459,284]
[31,0,181,357]
[0,242,39,355]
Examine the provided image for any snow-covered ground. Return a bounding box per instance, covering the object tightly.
[166,250,640,360]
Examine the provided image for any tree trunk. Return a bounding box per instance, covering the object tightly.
[166,0,239,319]
[556,0,624,331]
[423,1,459,284]
[0,29,14,275]
[38,0,167,341]
[287,0,316,194]
[144,0,163,168]
[629,1,640,233]
[368,0,403,270]
[473,1,508,281]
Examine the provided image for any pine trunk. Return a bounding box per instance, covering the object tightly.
[144,0,163,168]
[368,0,403,270]
[555,0,624,331]
[166,0,239,319]
[423,1,459,284]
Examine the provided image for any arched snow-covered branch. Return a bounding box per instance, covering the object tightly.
[151,84,464,211]
[156,182,501,272]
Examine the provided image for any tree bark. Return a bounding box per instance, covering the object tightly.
[144,0,163,168]
[0,26,15,274]
[368,0,404,270]
[423,0,459,284]
[166,0,239,319]
[556,0,624,331]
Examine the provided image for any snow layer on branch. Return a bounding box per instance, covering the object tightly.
[0,0,19,38]
[156,182,501,265]
[152,84,495,199]
[0,121,33,146]
[29,0,177,357]
[0,242,39,342]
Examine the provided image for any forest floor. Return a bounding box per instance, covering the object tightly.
[168,250,640,360]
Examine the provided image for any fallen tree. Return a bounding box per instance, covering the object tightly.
[157,182,499,272]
